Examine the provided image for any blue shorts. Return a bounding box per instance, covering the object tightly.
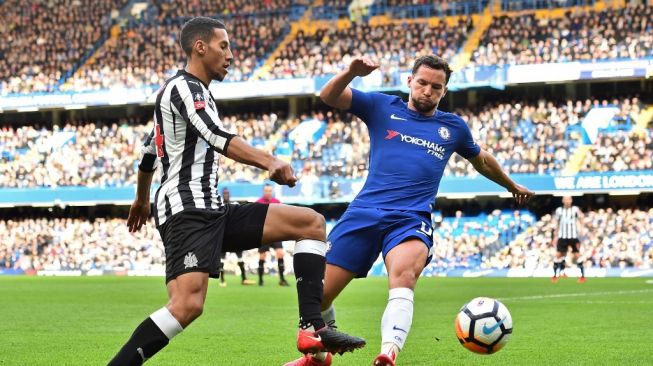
[326,206,434,278]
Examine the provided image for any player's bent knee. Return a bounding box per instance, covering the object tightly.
[391,270,418,289]
[168,297,204,327]
[302,210,326,240]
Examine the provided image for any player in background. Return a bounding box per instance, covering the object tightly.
[108,17,365,366]
[285,55,533,366]
[256,184,290,286]
[552,196,585,283]
[218,187,256,287]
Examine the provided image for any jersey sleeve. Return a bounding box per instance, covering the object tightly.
[138,127,158,172]
[455,116,481,159]
[554,207,561,220]
[171,79,236,154]
[347,88,376,122]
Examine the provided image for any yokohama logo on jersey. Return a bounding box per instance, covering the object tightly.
[385,129,445,159]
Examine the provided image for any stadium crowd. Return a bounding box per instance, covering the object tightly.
[0,120,147,188]
[446,97,647,176]
[154,0,305,19]
[0,217,164,273]
[0,0,129,95]
[1,96,648,188]
[261,18,472,81]
[3,208,651,273]
[2,1,652,94]
[580,129,653,172]
[63,15,290,91]
[471,4,653,66]
[486,208,653,270]
[427,210,535,272]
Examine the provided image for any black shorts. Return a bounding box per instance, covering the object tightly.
[258,242,283,253]
[158,203,269,283]
[557,238,580,254]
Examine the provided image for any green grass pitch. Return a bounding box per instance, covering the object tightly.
[1,276,652,365]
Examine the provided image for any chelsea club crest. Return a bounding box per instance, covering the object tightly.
[438,126,451,140]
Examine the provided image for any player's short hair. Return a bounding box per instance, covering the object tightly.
[180,17,226,56]
[411,55,452,84]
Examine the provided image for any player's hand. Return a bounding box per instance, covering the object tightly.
[509,184,534,206]
[348,56,380,77]
[127,199,150,232]
[268,158,297,187]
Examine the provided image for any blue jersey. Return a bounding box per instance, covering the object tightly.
[348,88,480,213]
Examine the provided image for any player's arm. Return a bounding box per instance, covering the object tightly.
[225,137,297,187]
[320,56,379,110]
[127,128,157,232]
[468,149,534,205]
[173,82,297,187]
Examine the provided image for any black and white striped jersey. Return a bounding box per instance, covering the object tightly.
[554,206,581,239]
[138,70,235,226]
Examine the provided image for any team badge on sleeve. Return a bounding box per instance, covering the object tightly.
[154,124,164,157]
[438,126,451,140]
[193,92,206,110]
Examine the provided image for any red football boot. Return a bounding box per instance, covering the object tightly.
[296,327,366,354]
[372,353,396,366]
[283,353,332,366]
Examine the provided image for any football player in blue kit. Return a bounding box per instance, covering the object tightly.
[284,55,533,366]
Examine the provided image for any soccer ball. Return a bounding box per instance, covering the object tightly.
[454,297,512,354]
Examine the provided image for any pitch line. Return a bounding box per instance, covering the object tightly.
[500,289,653,301]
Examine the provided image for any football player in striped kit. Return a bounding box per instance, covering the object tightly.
[552,196,586,283]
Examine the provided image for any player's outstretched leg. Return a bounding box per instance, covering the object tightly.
[107,273,207,365]
[373,240,426,366]
[286,263,355,366]
[263,205,365,355]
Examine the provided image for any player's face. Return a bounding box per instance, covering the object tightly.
[222,188,230,202]
[204,28,233,82]
[563,196,572,207]
[263,186,273,199]
[408,66,448,115]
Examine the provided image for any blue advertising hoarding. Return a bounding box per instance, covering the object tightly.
[1,170,652,206]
